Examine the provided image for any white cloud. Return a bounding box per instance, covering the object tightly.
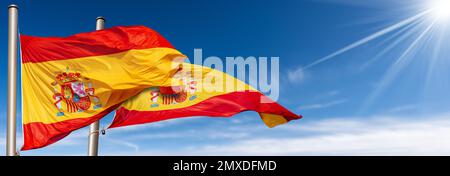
[102,138,139,152]
[299,99,347,110]
[111,112,450,156]
[287,67,305,84]
[191,113,450,155]
[119,129,250,141]
[12,111,450,156]
[105,117,206,134]
[0,137,4,153]
[313,90,340,100]
[387,104,418,113]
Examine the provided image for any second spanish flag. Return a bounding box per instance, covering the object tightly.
[21,26,186,150]
[109,63,302,129]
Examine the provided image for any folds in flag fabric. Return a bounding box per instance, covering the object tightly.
[21,26,186,150]
[109,63,302,129]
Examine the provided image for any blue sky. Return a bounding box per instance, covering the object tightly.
[1,0,450,155]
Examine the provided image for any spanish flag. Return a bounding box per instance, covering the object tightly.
[21,26,186,150]
[109,63,301,129]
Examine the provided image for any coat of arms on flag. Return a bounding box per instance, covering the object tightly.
[149,71,198,108]
[51,67,102,116]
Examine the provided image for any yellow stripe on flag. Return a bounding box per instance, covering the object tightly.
[22,48,184,124]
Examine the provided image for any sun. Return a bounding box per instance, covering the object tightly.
[427,0,450,21]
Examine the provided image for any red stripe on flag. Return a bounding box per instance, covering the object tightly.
[21,103,121,151]
[21,26,174,63]
[109,91,301,129]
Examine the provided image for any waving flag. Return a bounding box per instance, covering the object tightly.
[21,26,186,150]
[109,63,301,129]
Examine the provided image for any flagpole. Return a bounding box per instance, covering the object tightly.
[7,4,18,156]
[87,16,105,156]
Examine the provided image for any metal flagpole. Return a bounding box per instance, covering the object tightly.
[87,16,105,156]
[7,4,18,156]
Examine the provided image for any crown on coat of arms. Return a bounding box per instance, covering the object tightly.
[55,72,82,83]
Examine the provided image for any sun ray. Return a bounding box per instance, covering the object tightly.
[420,21,449,107]
[358,20,437,114]
[359,18,427,71]
[302,10,431,70]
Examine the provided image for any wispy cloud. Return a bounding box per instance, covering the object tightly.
[0,137,5,153]
[299,99,347,110]
[105,117,206,134]
[387,104,418,113]
[313,90,340,100]
[15,111,450,156]
[124,113,450,156]
[287,67,305,84]
[103,138,140,152]
[120,129,250,141]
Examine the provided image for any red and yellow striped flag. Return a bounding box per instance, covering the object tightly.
[21,26,186,150]
[109,63,301,129]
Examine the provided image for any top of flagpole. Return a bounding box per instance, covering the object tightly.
[8,4,18,9]
[96,16,105,21]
